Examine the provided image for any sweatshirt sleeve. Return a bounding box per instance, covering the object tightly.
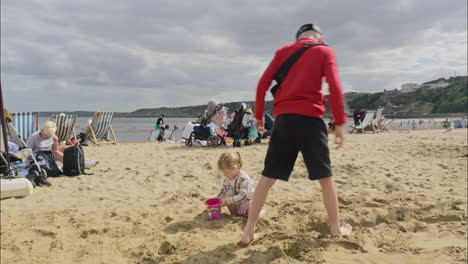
[216,180,226,198]
[323,48,347,126]
[26,135,36,150]
[227,175,253,205]
[254,50,281,120]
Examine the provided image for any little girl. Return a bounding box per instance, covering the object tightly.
[216,152,266,218]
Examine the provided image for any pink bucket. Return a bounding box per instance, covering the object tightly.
[205,198,222,221]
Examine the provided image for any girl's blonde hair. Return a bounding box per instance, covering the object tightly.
[217,152,243,170]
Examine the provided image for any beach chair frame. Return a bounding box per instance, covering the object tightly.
[381,119,396,131]
[50,115,78,145]
[10,112,39,140]
[146,128,174,142]
[87,111,117,145]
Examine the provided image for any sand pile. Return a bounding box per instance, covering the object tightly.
[1,129,467,263]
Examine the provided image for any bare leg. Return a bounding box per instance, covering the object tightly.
[241,176,276,245]
[319,176,352,235]
[257,207,267,220]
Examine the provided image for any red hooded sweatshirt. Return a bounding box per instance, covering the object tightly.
[255,37,347,126]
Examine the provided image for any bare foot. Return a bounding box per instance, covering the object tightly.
[257,208,267,220]
[240,226,257,246]
[331,223,352,235]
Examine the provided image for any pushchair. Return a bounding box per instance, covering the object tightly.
[0,114,50,187]
[185,99,228,148]
[226,104,253,147]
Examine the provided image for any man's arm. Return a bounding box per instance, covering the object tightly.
[323,48,347,149]
[323,48,347,126]
[254,51,281,120]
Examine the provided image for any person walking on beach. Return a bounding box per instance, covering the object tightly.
[155,114,166,142]
[155,114,165,129]
[241,24,352,245]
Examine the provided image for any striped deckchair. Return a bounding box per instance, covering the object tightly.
[350,110,377,133]
[86,111,117,145]
[50,115,77,145]
[11,112,39,140]
[371,108,384,130]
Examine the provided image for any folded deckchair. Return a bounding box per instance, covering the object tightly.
[86,111,117,145]
[147,128,174,142]
[381,119,396,131]
[350,110,377,133]
[50,114,77,145]
[11,112,39,140]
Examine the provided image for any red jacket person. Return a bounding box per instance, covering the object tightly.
[241,23,352,245]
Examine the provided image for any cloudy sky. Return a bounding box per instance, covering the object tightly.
[2,0,467,112]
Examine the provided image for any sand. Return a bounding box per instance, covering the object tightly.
[1,129,467,264]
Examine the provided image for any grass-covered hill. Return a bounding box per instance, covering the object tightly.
[124,76,466,117]
[347,76,467,114]
[40,76,466,118]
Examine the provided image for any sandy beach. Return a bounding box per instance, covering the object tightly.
[1,129,467,264]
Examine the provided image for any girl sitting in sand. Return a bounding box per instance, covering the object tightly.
[216,152,266,218]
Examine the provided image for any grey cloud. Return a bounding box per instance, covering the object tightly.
[1,0,467,112]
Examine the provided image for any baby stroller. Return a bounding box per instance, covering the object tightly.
[0,114,50,187]
[227,104,253,147]
[185,99,228,148]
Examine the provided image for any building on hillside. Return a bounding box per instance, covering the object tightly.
[401,83,421,93]
[420,80,450,90]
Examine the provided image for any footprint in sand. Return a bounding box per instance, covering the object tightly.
[34,229,57,238]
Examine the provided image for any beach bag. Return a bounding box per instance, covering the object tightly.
[30,150,62,177]
[63,145,85,176]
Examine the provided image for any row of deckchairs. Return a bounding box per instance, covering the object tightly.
[8,111,117,145]
[350,108,395,133]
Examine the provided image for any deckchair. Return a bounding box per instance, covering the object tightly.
[147,128,174,142]
[50,114,77,145]
[86,111,117,145]
[372,108,384,130]
[350,110,377,133]
[381,118,396,131]
[11,112,39,140]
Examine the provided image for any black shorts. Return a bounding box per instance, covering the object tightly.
[262,114,332,181]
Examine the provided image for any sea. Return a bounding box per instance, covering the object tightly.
[38,116,449,143]
[38,117,193,143]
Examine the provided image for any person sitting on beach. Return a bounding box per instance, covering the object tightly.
[442,118,453,133]
[27,121,66,163]
[260,113,274,139]
[328,116,336,133]
[216,152,266,218]
[27,121,98,168]
[248,112,261,143]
